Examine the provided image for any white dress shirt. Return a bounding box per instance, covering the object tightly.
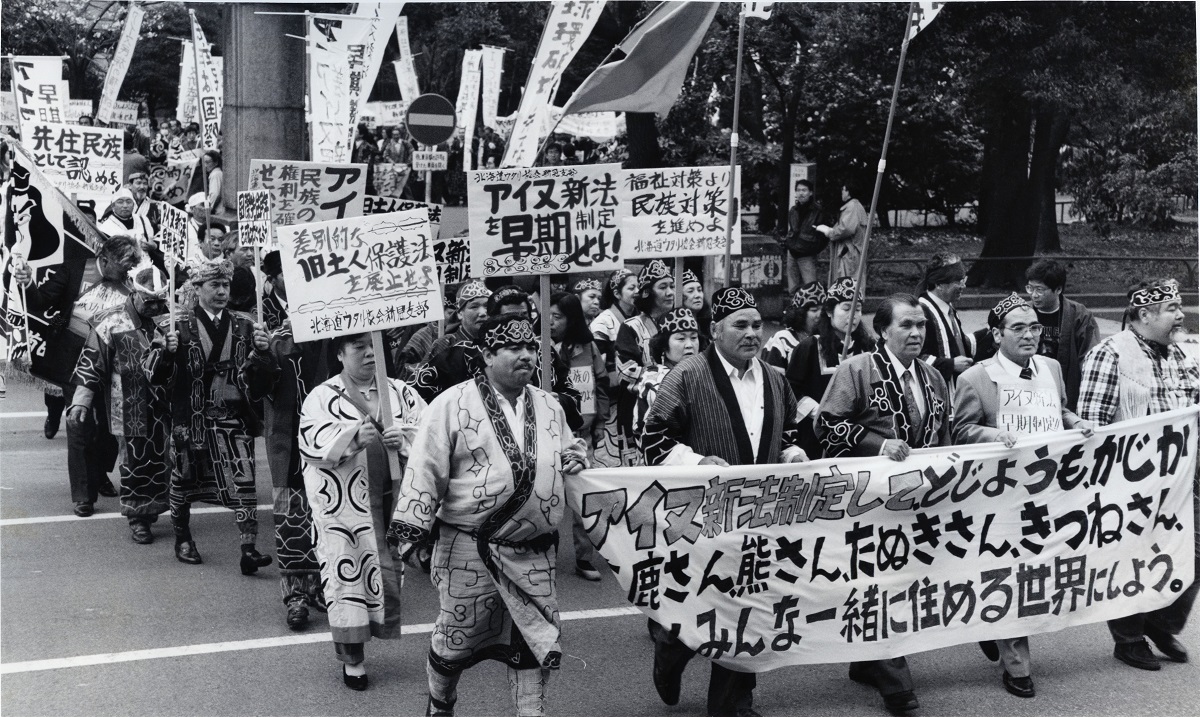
[926,291,960,339]
[995,351,1037,379]
[494,389,527,452]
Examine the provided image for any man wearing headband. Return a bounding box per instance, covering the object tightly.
[98,186,159,273]
[642,287,808,717]
[149,258,274,573]
[951,293,1094,698]
[917,252,974,387]
[69,265,175,545]
[1024,259,1099,410]
[411,281,492,401]
[390,315,589,717]
[817,294,953,715]
[1079,278,1199,671]
[125,169,152,218]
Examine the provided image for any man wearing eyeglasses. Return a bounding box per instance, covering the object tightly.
[951,293,1094,699]
[1024,259,1099,410]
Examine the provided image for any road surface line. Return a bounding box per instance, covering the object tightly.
[0,606,641,675]
[0,504,275,527]
[0,411,45,419]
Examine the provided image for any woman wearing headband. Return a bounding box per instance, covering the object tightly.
[762,280,825,373]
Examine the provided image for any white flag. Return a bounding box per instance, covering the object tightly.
[393,17,421,103]
[907,1,946,41]
[307,15,376,161]
[190,13,223,149]
[354,2,405,101]
[743,2,773,19]
[97,4,145,124]
[454,50,483,166]
[480,46,505,131]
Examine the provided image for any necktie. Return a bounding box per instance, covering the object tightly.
[902,371,923,431]
[1019,366,1033,380]
[949,307,965,353]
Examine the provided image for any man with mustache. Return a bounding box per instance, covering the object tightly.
[816,293,952,715]
[389,315,588,717]
[917,253,974,389]
[641,287,809,717]
[1078,278,1200,671]
[951,293,1094,698]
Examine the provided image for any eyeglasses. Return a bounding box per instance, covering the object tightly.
[1024,284,1051,295]
[1004,323,1044,336]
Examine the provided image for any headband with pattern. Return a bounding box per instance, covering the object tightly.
[187,258,233,285]
[659,308,699,336]
[638,259,671,290]
[456,280,492,306]
[131,264,170,298]
[574,278,602,294]
[791,281,827,310]
[826,276,858,305]
[481,317,539,351]
[608,268,634,294]
[988,292,1032,329]
[711,287,757,323]
[682,270,700,287]
[1130,281,1181,309]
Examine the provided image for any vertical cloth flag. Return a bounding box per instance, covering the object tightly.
[393,17,421,103]
[480,46,505,131]
[743,2,774,19]
[11,57,68,138]
[96,3,145,124]
[354,2,405,101]
[454,50,483,167]
[906,1,946,42]
[502,0,605,168]
[189,13,223,149]
[177,40,196,124]
[307,14,375,163]
[560,1,719,118]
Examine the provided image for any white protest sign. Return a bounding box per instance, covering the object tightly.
[150,160,195,205]
[502,1,604,168]
[237,190,275,249]
[480,46,504,131]
[190,14,223,149]
[96,4,145,124]
[309,43,352,163]
[620,165,742,258]
[177,40,196,124]
[362,196,469,285]
[454,49,482,168]
[64,100,94,123]
[109,100,139,126]
[26,122,123,193]
[308,14,376,161]
[276,210,444,342]
[355,3,404,106]
[412,150,448,171]
[569,407,1199,671]
[556,111,625,142]
[11,56,67,133]
[1,93,18,127]
[393,17,421,102]
[363,195,441,237]
[988,362,1065,434]
[468,163,623,277]
[569,364,596,416]
[372,162,411,199]
[248,159,368,227]
[156,201,191,265]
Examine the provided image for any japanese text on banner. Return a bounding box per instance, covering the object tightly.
[393,17,421,102]
[275,210,445,342]
[237,190,275,249]
[567,407,1199,671]
[468,163,623,276]
[363,195,469,285]
[248,159,367,227]
[620,166,742,258]
[190,15,223,149]
[157,201,191,266]
[11,57,67,133]
[26,123,122,193]
[150,161,195,206]
[96,4,145,124]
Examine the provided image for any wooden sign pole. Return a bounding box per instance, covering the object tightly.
[539,274,552,392]
[371,330,403,486]
[254,246,263,321]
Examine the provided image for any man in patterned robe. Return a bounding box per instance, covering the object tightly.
[816,293,952,715]
[68,264,173,543]
[389,316,588,717]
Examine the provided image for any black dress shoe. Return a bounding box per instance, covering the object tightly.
[286,602,309,631]
[342,664,368,691]
[73,501,94,517]
[883,690,920,714]
[97,478,118,498]
[175,541,203,565]
[44,416,60,439]
[978,640,1000,662]
[426,695,455,716]
[130,522,154,544]
[240,548,273,575]
[1114,640,1161,671]
[1146,628,1189,663]
[1002,671,1035,698]
[652,645,684,706]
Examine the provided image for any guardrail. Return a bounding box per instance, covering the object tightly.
[867,255,1198,288]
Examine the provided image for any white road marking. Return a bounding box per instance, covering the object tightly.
[0,411,46,419]
[0,606,642,675]
[0,504,275,527]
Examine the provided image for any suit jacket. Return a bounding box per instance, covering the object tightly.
[1053,297,1100,411]
[952,355,1082,445]
[817,343,952,457]
[918,293,973,385]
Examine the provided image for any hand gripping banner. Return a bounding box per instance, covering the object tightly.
[566,407,1198,671]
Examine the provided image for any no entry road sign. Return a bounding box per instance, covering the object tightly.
[406,94,456,147]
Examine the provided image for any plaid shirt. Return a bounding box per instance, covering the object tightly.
[1078,330,1199,426]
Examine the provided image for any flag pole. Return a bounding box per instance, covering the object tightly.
[189,11,212,245]
[722,8,746,289]
[840,1,917,362]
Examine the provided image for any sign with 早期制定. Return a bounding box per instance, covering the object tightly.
[248,159,367,227]
[275,209,445,342]
[467,163,624,277]
[412,150,448,172]
[620,165,741,259]
[26,122,123,193]
[237,190,275,249]
[568,407,1198,672]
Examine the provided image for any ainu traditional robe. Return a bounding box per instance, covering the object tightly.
[392,376,580,673]
[298,374,426,645]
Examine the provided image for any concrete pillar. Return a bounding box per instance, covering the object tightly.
[222,4,307,208]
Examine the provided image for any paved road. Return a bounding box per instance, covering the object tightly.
[2,320,1198,715]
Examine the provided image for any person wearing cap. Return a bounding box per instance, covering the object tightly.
[589,269,639,468]
[573,278,603,322]
[615,260,676,460]
[679,269,712,338]
[785,277,875,457]
[762,280,825,373]
[149,258,274,573]
[816,294,952,715]
[68,264,176,544]
[630,308,701,448]
[917,252,974,388]
[98,186,160,273]
[411,280,493,402]
[1078,278,1200,671]
[642,288,808,717]
[389,315,589,717]
[296,332,425,690]
[951,293,1094,699]
[125,169,152,219]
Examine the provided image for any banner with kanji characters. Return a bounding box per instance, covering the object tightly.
[619,165,741,258]
[455,49,482,169]
[96,3,145,125]
[247,159,367,226]
[237,190,274,249]
[150,160,195,206]
[467,163,623,276]
[392,17,421,102]
[353,3,404,116]
[156,201,190,266]
[25,123,123,194]
[480,46,505,131]
[177,40,196,124]
[1,94,18,128]
[275,209,444,342]
[501,1,605,168]
[64,100,94,124]
[364,101,407,127]
[308,14,376,163]
[361,195,468,285]
[567,407,1199,671]
[11,57,68,135]
[189,13,223,149]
